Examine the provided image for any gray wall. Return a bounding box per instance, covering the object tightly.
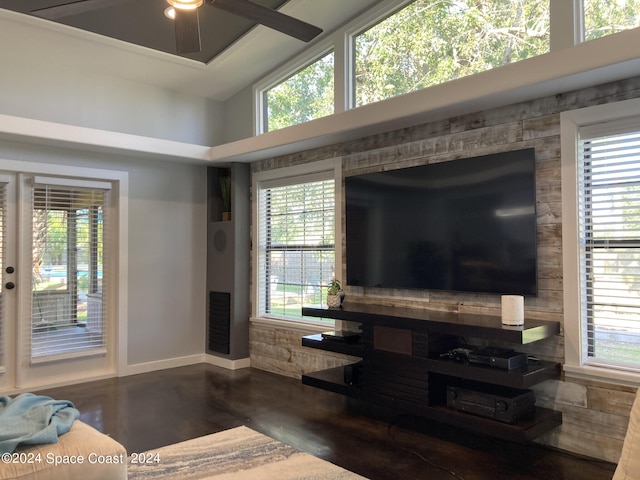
[0,139,208,367]
[222,85,255,143]
[124,158,207,365]
[0,59,224,146]
[0,32,217,368]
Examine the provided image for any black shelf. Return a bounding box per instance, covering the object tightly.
[425,358,561,389]
[302,334,364,357]
[362,389,561,443]
[425,405,563,443]
[300,302,562,442]
[302,365,361,398]
[301,366,562,444]
[302,304,559,344]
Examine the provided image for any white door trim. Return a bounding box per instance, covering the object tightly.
[0,159,128,392]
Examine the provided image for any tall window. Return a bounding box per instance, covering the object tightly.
[263,51,334,133]
[31,180,109,360]
[562,102,640,384]
[255,163,338,322]
[577,123,640,369]
[583,0,640,41]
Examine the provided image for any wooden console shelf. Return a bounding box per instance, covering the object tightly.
[301,303,562,443]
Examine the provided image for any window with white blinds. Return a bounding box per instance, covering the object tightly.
[256,172,335,321]
[579,123,640,369]
[31,180,110,361]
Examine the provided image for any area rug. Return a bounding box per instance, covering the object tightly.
[127,425,367,480]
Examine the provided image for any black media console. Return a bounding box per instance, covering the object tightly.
[301,303,562,442]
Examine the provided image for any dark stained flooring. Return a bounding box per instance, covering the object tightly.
[37,364,617,480]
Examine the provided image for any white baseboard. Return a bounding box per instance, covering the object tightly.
[123,354,205,376]
[5,371,117,396]
[204,354,251,370]
[123,354,250,377]
[3,355,251,394]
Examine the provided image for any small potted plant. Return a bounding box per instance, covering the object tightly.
[326,279,344,308]
[220,174,231,221]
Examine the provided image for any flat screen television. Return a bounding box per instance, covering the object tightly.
[345,148,537,296]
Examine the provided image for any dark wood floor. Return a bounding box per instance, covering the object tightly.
[38,364,616,480]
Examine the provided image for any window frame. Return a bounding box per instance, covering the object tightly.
[30,178,110,363]
[561,97,640,386]
[261,49,336,133]
[254,0,413,134]
[254,43,338,135]
[251,159,342,329]
[350,0,553,108]
[0,159,128,380]
[344,0,415,110]
[581,0,640,42]
[255,0,639,134]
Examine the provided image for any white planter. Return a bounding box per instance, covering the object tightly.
[327,294,342,308]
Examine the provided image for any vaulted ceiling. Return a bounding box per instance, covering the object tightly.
[0,0,382,101]
[0,0,293,63]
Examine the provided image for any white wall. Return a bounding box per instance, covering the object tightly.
[0,139,208,370]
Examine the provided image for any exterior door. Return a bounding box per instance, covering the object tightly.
[0,174,17,391]
[0,172,116,393]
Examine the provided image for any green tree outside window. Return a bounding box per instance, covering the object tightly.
[264,51,334,132]
[584,0,640,41]
[354,0,550,107]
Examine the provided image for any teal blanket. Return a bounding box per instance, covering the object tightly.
[0,393,79,454]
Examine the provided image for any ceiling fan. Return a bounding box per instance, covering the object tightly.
[30,0,324,55]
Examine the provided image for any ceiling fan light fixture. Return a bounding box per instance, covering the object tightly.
[166,0,204,11]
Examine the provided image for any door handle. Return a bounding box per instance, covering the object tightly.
[5,266,14,274]
[5,282,15,290]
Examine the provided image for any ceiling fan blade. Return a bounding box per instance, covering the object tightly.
[209,0,322,42]
[31,0,135,21]
[174,8,202,54]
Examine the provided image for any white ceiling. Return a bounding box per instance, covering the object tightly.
[0,0,383,102]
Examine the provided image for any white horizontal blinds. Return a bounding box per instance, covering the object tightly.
[31,181,109,361]
[0,183,5,368]
[580,124,640,368]
[258,175,335,319]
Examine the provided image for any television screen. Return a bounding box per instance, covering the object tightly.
[345,148,537,296]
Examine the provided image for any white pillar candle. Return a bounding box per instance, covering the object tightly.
[501,295,524,325]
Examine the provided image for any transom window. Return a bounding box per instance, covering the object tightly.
[353,0,550,107]
[262,51,334,133]
[257,0,640,133]
[583,0,640,41]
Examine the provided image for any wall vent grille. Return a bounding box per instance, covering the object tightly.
[208,291,231,354]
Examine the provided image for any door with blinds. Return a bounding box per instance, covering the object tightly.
[1,172,116,391]
[0,174,17,390]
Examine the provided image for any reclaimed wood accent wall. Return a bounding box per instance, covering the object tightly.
[249,76,640,463]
